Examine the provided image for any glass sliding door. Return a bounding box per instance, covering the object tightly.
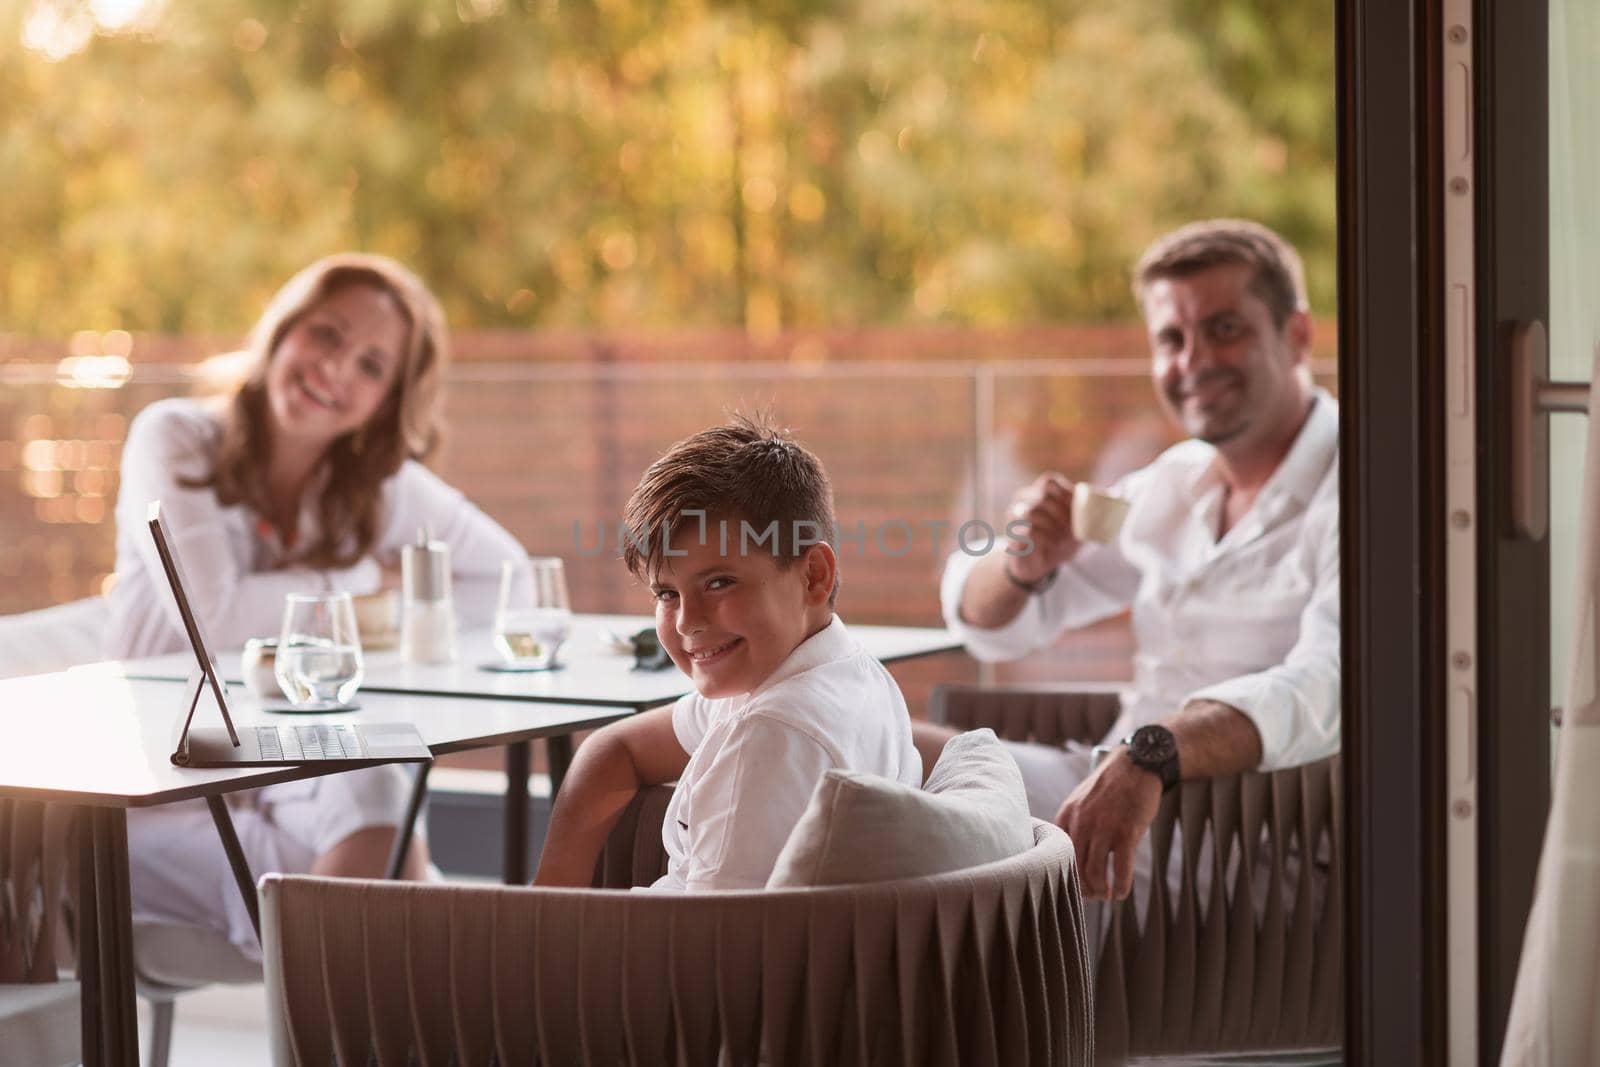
[1336,0,1600,1060]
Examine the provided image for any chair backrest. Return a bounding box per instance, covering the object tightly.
[0,798,75,985]
[590,784,673,889]
[1098,757,1342,1061]
[928,683,1342,1063]
[0,597,111,681]
[0,797,80,1067]
[928,683,1123,749]
[262,820,1094,1066]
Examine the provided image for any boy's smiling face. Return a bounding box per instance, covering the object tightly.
[650,528,836,699]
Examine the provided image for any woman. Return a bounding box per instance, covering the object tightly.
[109,253,525,960]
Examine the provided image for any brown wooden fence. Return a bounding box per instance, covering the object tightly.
[0,325,1337,717]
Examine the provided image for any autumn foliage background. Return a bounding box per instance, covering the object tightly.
[2,0,1334,334]
[0,0,1335,706]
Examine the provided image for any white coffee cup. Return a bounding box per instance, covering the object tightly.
[351,589,400,649]
[1072,483,1131,544]
[240,638,281,699]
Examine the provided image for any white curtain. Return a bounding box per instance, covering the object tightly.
[1499,1,1600,1062]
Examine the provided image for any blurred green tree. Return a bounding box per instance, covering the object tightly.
[0,0,1333,338]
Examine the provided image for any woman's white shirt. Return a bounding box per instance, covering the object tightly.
[107,396,526,659]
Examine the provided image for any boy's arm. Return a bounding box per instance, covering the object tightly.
[532,706,690,887]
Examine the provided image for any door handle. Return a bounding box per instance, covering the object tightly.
[1510,320,1589,540]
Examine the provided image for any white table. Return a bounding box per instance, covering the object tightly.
[121,613,961,709]
[0,665,636,1066]
[120,614,961,881]
[10,617,958,1063]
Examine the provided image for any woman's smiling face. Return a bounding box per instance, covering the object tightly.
[264,283,408,451]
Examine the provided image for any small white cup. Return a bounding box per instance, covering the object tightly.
[240,638,281,699]
[1071,483,1131,544]
[351,589,400,649]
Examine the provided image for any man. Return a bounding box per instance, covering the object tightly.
[927,218,1338,901]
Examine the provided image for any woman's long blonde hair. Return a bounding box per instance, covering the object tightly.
[189,253,449,568]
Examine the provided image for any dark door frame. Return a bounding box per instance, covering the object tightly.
[1342,1,1551,1061]
[1338,0,1450,1061]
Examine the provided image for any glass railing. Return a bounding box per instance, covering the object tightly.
[0,329,1337,708]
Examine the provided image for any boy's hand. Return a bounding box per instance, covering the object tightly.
[1004,473,1082,584]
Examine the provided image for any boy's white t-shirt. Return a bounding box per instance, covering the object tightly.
[652,616,921,891]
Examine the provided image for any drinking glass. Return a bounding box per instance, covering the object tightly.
[494,557,573,669]
[275,592,365,708]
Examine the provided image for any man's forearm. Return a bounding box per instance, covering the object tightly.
[957,551,1036,629]
[1164,698,1265,779]
[532,735,646,887]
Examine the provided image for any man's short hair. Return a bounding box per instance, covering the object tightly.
[1132,219,1308,329]
[622,414,838,587]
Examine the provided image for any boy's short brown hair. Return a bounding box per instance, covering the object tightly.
[1132,218,1308,329]
[623,414,838,590]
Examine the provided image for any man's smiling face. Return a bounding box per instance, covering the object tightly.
[1144,262,1309,452]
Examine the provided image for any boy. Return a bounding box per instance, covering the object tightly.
[534,416,921,890]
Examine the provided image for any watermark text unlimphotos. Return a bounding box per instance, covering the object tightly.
[573,511,1036,559]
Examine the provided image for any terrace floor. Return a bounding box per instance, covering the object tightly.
[140,984,268,1067]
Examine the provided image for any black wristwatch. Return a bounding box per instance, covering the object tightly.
[1121,724,1180,793]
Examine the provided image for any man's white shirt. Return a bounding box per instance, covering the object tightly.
[653,616,921,891]
[941,388,1340,771]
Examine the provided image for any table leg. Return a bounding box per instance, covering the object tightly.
[503,740,530,884]
[76,808,100,1061]
[77,807,138,1066]
[385,762,432,880]
[546,734,575,797]
[205,796,260,940]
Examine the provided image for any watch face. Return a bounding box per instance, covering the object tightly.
[1130,725,1177,765]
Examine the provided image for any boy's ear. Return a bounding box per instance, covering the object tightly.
[800,542,838,605]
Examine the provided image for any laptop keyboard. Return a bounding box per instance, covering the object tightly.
[254,724,363,761]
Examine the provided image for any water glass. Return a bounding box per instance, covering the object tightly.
[275,592,365,707]
[494,557,573,669]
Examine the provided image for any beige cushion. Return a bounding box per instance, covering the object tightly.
[766,727,1033,887]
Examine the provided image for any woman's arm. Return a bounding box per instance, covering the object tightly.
[533,706,689,887]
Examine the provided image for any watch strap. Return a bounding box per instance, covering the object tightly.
[1004,563,1059,595]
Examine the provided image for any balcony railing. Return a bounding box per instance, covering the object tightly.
[0,327,1337,707]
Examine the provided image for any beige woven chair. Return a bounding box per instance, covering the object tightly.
[261,787,1094,1066]
[0,797,79,1067]
[929,683,1342,1064]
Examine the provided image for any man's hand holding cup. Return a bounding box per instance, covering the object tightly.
[1004,473,1082,586]
[1003,474,1132,590]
